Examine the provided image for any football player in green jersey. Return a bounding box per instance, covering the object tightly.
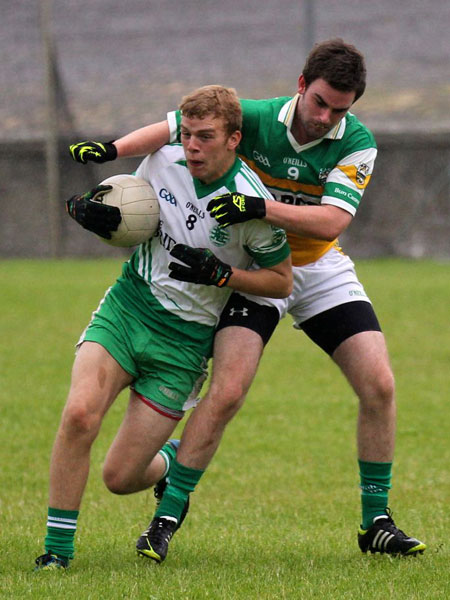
[69,39,426,558]
[35,85,292,570]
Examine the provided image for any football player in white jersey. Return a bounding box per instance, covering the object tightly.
[68,40,426,559]
[34,85,292,570]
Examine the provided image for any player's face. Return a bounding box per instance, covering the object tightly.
[294,75,356,144]
[181,115,241,184]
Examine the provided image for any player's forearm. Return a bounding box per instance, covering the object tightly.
[264,202,352,240]
[227,260,293,299]
[113,121,170,158]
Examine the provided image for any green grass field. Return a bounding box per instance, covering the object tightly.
[1,258,449,599]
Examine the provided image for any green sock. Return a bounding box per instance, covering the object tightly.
[155,458,204,522]
[158,440,179,478]
[359,459,392,529]
[44,507,79,560]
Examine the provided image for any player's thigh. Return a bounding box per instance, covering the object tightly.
[208,326,265,397]
[105,389,178,476]
[216,292,281,347]
[290,249,382,355]
[332,330,394,399]
[66,341,133,420]
[211,294,280,399]
[301,300,381,356]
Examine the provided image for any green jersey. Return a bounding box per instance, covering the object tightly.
[168,94,377,266]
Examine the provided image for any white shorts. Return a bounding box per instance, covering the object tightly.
[245,248,371,326]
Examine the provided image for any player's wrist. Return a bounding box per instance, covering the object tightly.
[251,195,267,219]
[214,264,233,288]
[104,141,118,161]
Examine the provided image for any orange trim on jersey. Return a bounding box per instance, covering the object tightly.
[287,234,343,266]
[239,157,324,197]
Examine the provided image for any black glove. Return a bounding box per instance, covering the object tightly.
[66,185,121,239]
[69,140,118,164]
[168,244,232,288]
[207,193,266,228]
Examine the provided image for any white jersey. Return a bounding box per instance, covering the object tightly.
[125,144,290,327]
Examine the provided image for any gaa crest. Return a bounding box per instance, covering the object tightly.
[318,168,331,186]
[356,163,370,185]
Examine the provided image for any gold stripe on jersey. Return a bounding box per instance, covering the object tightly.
[239,157,324,197]
[337,164,372,190]
[287,234,342,267]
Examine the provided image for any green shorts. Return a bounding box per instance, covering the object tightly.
[79,284,213,420]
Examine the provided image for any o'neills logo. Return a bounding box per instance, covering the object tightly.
[283,157,307,167]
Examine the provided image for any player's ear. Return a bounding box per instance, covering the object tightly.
[298,74,307,95]
[227,130,242,151]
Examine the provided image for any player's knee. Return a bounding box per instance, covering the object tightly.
[361,367,395,411]
[102,452,148,494]
[375,367,395,403]
[61,400,102,439]
[206,381,247,421]
[102,465,130,494]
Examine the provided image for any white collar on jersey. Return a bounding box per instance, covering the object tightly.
[278,93,347,153]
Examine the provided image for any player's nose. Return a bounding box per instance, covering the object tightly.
[187,136,200,152]
[318,107,332,124]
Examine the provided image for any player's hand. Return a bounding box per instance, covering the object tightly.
[69,141,118,164]
[168,244,232,288]
[207,193,266,228]
[66,185,121,239]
